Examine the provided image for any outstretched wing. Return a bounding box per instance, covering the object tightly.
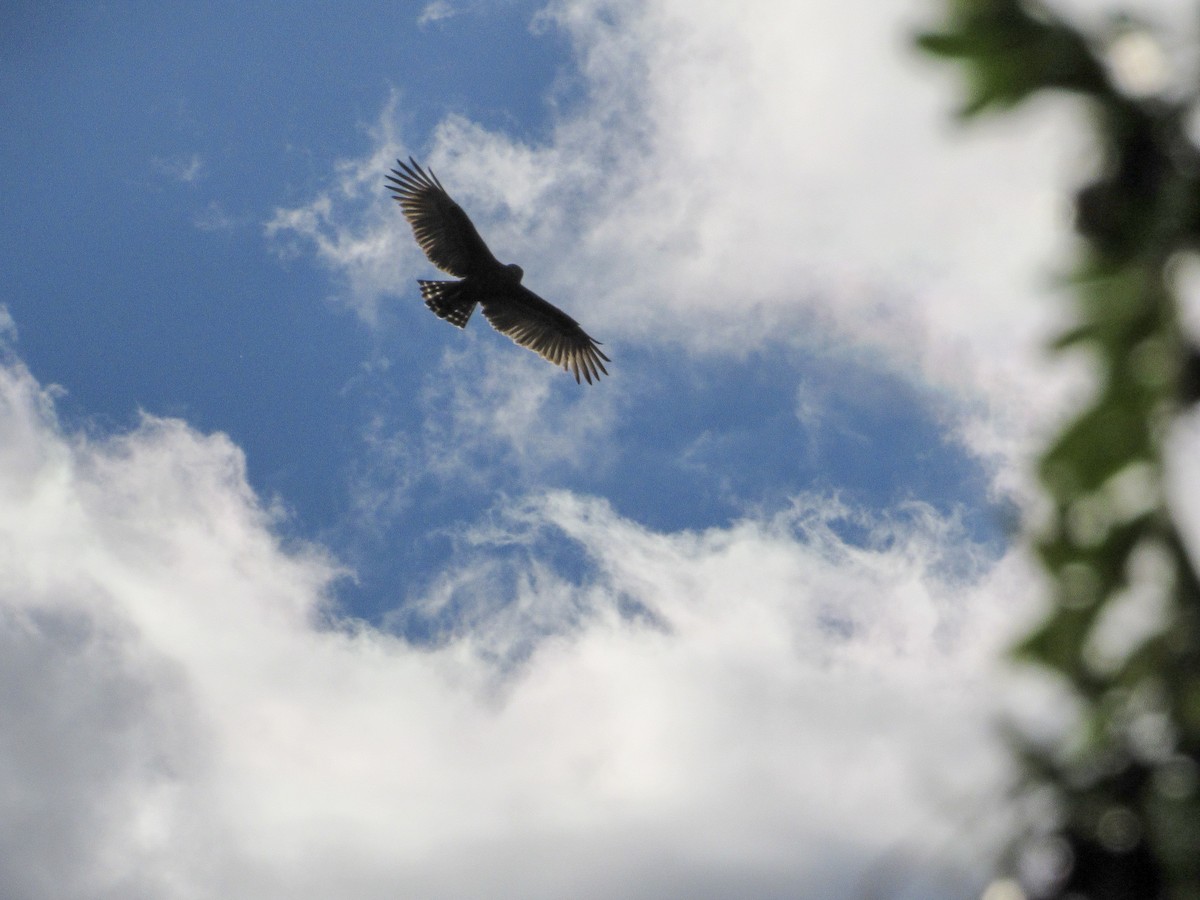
[480,285,610,384]
[385,158,500,278]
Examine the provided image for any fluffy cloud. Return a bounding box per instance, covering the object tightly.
[0,345,1038,899]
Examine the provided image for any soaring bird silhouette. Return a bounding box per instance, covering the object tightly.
[386,158,609,384]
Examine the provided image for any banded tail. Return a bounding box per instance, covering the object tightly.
[418,280,477,329]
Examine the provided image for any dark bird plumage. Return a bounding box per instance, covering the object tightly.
[386,158,609,384]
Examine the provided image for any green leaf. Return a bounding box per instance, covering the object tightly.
[914,32,970,58]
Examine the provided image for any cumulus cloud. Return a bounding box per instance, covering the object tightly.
[0,344,1040,899]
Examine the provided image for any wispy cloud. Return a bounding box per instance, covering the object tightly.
[192,199,242,232]
[418,0,458,26]
[345,340,623,542]
[153,152,205,184]
[264,92,412,328]
[0,305,17,345]
[419,343,621,474]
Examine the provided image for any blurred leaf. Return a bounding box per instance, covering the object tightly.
[1013,606,1103,686]
[1040,399,1151,502]
[916,0,1108,116]
[1177,345,1200,406]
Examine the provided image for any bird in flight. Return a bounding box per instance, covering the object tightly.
[386,157,609,384]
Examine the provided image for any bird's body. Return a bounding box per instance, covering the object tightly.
[386,158,609,384]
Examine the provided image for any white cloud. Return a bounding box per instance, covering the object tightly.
[264,93,415,329]
[419,341,620,472]
[345,340,623,532]
[0,347,1041,899]
[418,0,458,26]
[0,305,17,343]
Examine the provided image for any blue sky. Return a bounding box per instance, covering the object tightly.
[3,1,1184,898]
[3,1,1003,622]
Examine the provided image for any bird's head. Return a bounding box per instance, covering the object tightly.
[505,263,524,283]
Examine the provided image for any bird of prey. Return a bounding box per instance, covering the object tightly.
[386,157,609,384]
